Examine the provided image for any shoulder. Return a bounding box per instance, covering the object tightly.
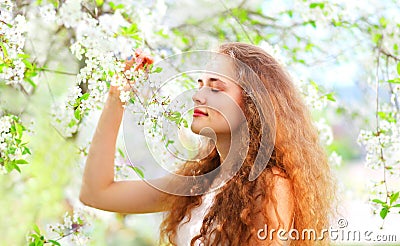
[255,166,292,195]
[253,166,294,225]
[270,167,292,194]
[248,167,294,244]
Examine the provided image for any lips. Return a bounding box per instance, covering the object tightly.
[193,108,208,117]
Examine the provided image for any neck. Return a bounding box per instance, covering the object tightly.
[215,131,243,176]
[215,133,231,163]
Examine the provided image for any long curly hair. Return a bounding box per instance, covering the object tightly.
[159,42,336,245]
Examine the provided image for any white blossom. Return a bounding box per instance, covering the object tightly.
[119,90,131,103]
[0,165,6,175]
[314,118,333,146]
[0,0,28,87]
[259,41,286,66]
[57,0,84,28]
[328,151,342,167]
[63,212,73,229]
[38,4,57,23]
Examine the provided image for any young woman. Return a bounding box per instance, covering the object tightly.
[79,42,336,245]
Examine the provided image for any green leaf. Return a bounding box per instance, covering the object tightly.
[15,122,23,137]
[379,17,387,28]
[118,147,125,158]
[325,93,336,102]
[380,207,389,219]
[397,62,400,76]
[33,224,41,235]
[0,63,6,73]
[109,2,124,10]
[231,8,248,23]
[48,240,61,246]
[95,0,104,7]
[22,146,31,155]
[155,29,169,39]
[15,159,29,164]
[309,2,324,9]
[378,111,396,123]
[10,124,16,134]
[165,111,182,125]
[128,165,145,179]
[81,93,90,100]
[24,77,37,88]
[0,42,9,58]
[182,119,188,128]
[310,80,319,90]
[22,58,33,70]
[74,108,81,121]
[388,78,400,84]
[393,204,400,208]
[17,53,30,59]
[68,119,77,127]
[305,43,314,51]
[372,199,386,205]
[165,139,174,148]
[4,161,13,173]
[36,240,44,246]
[332,19,342,27]
[390,192,399,205]
[12,162,21,173]
[153,67,163,73]
[372,33,382,45]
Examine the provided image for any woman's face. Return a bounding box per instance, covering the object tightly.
[191,58,245,136]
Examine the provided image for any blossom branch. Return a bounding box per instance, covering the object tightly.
[37,67,77,76]
[385,56,400,113]
[374,39,390,229]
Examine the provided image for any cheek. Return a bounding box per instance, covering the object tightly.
[210,95,245,128]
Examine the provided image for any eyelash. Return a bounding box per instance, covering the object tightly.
[198,86,220,93]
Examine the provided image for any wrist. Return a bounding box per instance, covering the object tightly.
[107,90,125,108]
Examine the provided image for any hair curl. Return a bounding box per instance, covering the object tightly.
[159,42,336,246]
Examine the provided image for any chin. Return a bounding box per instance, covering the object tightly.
[190,124,200,135]
[191,124,223,141]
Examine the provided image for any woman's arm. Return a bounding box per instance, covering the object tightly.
[79,56,173,214]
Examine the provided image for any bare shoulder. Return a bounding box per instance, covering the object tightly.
[252,166,294,225]
[270,166,292,193]
[248,167,294,244]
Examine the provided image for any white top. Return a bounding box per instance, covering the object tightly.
[174,189,219,246]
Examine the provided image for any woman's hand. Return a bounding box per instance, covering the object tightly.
[109,48,154,98]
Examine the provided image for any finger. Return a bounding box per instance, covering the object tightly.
[135,48,143,57]
[143,56,154,65]
[135,56,144,66]
[124,56,135,71]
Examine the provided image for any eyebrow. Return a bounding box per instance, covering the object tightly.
[197,77,227,85]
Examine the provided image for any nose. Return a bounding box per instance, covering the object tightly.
[192,87,206,105]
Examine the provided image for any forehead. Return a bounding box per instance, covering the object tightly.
[201,55,238,84]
